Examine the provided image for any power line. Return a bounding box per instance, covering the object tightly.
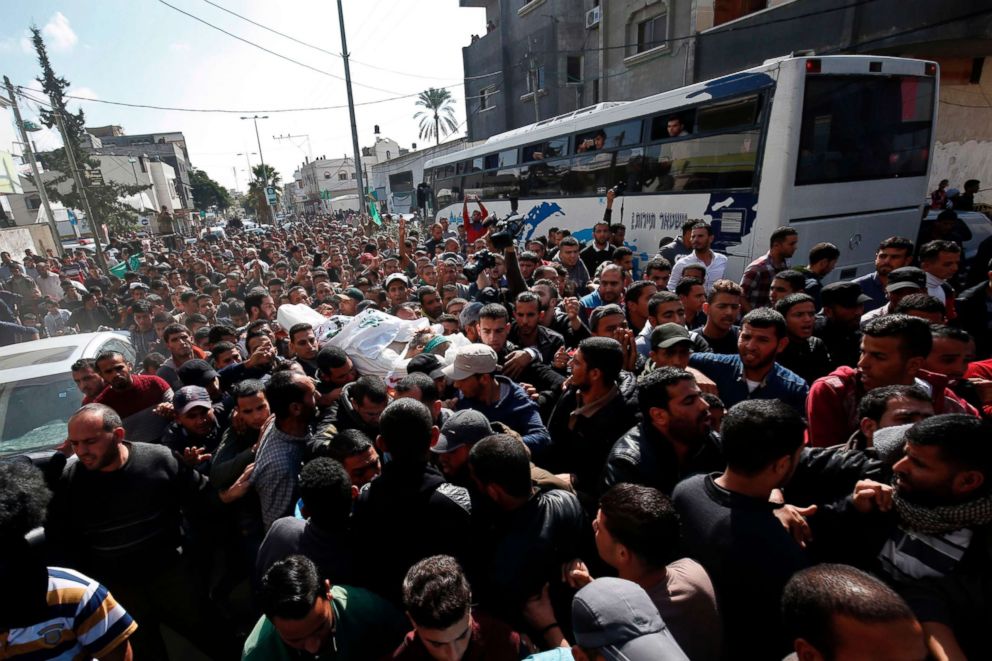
[14,85,500,115]
[198,0,501,83]
[155,0,396,95]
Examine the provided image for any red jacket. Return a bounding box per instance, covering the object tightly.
[965,358,992,418]
[806,366,978,447]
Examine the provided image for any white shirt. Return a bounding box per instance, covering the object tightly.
[35,272,63,301]
[925,272,947,303]
[669,251,728,293]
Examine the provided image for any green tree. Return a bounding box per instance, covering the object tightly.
[30,27,149,237]
[246,164,281,224]
[190,168,232,210]
[414,88,458,146]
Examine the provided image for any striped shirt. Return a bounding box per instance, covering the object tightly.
[0,567,136,660]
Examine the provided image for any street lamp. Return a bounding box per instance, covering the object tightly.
[127,157,139,184]
[240,115,270,221]
[236,152,257,177]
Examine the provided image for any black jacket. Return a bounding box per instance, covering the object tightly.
[777,335,833,385]
[955,281,991,358]
[601,422,724,496]
[508,324,565,365]
[472,488,588,627]
[351,462,471,603]
[784,445,888,509]
[547,386,639,508]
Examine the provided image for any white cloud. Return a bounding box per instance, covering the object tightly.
[20,34,34,55]
[41,12,78,52]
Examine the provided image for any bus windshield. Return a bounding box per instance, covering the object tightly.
[796,75,935,185]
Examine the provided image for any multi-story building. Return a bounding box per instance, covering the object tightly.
[0,96,21,227]
[369,138,473,214]
[86,125,195,210]
[297,134,402,214]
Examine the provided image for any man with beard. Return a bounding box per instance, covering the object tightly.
[547,337,639,508]
[673,399,809,660]
[740,226,799,313]
[670,222,728,293]
[69,292,114,333]
[93,351,173,444]
[819,415,992,660]
[71,358,107,404]
[314,344,359,406]
[161,386,221,471]
[854,237,916,310]
[602,367,722,495]
[428,409,494,488]
[806,315,975,447]
[288,323,320,377]
[774,294,832,385]
[689,308,809,412]
[46,404,246,660]
[579,264,624,317]
[252,371,319,529]
[245,288,277,323]
[507,291,564,366]
[477,303,564,393]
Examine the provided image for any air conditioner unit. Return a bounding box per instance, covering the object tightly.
[585,6,601,29]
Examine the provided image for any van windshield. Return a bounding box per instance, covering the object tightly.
[0,373,82,457]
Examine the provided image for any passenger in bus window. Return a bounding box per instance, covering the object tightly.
[667,115,690,137]
[578,130,606,153]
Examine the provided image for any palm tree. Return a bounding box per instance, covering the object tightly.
[247,164,281,224]
[414,88,459,146]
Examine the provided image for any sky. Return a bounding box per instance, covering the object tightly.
[0,0,486,192]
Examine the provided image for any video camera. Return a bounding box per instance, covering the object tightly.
[484,197,524,251]
[463,248,498,281]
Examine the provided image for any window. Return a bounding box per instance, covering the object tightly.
[498,149,518,168]
[435,177,462,206]
[636,14,667,54]
[338,173,348,181]
[566,56,583,84]
[695,95,762,133]
[519,158,571,197]
[480,86,496,111]
[576,120,642,153]
[562,153,613,195]
[796,75,935,185]
[614,130,760,193]
[527,66,546,93]
[351,173,357,179]
[482,169,521,199]
[522,137,569,162]
[483,154,500,170]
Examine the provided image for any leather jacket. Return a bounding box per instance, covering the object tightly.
[602,422,724,496]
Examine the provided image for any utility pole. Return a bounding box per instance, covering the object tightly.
[232,166,239,193]
[273,133,313,162]
[49,99,107,270]
[4,76,62,257]
[336,0,366,216]
[240,115,270,222]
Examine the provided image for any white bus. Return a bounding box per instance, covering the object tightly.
[425,54,938,281]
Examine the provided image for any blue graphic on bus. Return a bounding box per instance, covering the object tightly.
[521,202,566,242]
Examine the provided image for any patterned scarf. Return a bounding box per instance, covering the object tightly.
[893,488,992,534]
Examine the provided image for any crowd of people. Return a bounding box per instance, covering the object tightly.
[1,198,992,661]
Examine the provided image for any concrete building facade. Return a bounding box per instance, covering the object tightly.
[369,138,473,214]
[87,125,195,210]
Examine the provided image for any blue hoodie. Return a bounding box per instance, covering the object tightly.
[456,375,551,455]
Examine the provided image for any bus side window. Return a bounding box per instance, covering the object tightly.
[650,112,695,141]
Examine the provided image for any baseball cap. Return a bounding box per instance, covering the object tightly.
[384,273,409,288]
[572,578,689,661]
[442,344,498,381]
[432,410,493,454]
[650,323,693,350]
[344,287,365,302]
[173,385,212,415]
[885,266,927,293]
[821,281,871,308]
[129,282,150,291]
[177,359,220,388]
[407,353,446,380]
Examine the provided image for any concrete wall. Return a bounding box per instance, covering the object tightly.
[930,55,992,206]
[0,224,58,257]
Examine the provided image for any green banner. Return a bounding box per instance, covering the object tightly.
[108,252,143,278]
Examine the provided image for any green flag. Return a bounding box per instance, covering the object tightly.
[367,189,382,226]
[108,252,143,278]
